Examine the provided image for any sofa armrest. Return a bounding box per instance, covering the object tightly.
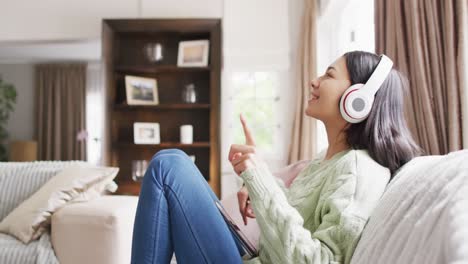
[51,195,138,264]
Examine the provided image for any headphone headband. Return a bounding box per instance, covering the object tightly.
[361,55,393,96]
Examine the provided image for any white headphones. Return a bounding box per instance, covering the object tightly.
[339,54,394,123]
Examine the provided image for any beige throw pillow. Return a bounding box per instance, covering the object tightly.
[0,165,118,243]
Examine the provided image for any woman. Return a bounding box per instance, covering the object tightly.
[130,51,422,264]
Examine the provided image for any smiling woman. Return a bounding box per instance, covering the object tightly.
[306,51,422,174]
[306,59,352,122]
[226,51,423,264]
[130,51,423,264]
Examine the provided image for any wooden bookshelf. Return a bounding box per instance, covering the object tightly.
[102,19,222,197]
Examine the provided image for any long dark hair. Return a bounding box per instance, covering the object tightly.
[343,51,423,176]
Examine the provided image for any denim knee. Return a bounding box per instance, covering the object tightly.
[151,148,188,161]
[145,149,190,186]
[149,149,192,170]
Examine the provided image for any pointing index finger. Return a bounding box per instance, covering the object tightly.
[240,113,256,146]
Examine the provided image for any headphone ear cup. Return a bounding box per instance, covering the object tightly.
[340,84,365,123]
[339,55,392,123]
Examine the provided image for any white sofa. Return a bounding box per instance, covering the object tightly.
[0,161,140,264]
[3,149,467,264]
[46,149,468,264]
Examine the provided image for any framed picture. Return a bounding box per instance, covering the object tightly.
[177,40,210,67]
[125,75,159,105]
[134,122,160,144]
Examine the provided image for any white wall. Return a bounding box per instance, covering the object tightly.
[141,0,222,18]
[0,0,137,41]
[0,0,222,41]
[0,64,35,141]
[315,0,375,153]
[0,40,101,64]
[223,0,289,69]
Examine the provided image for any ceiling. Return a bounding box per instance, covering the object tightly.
[0,39,101,64]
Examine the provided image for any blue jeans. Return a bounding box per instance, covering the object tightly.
[131,149,244,264]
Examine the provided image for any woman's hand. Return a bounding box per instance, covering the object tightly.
[237,185,256,225]
[230,114,260,225]
[229,114,263,176]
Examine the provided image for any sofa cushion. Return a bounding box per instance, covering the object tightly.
[51,195,138,264]
[0,165,118,243]
[0,161,88,221]
[0,233,58,264]
[350,150,468,264]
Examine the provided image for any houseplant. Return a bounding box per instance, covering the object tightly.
[0,76,17,161]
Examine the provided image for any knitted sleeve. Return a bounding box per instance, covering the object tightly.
[240,162,366,264]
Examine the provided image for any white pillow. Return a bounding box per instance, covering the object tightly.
[0,165,118,243]
[71,179,118,203]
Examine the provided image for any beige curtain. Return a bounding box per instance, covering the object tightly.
[36,63,87,160]
[459,0,468,149]
[375,0,467,155]
[288,0,318,163]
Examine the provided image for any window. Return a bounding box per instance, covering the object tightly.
[221,70,289,174]
[86,62,105,165]
[230,71,281,151]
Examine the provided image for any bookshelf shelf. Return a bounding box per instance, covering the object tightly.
[114,65,211,74]
[114,103,211,110]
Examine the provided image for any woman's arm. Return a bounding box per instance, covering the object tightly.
[242,159,310,195]
[240,163,366,264]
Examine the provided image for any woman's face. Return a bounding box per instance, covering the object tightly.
[305,56,352,123]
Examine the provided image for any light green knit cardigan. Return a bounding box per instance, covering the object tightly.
[240,149,390,264]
